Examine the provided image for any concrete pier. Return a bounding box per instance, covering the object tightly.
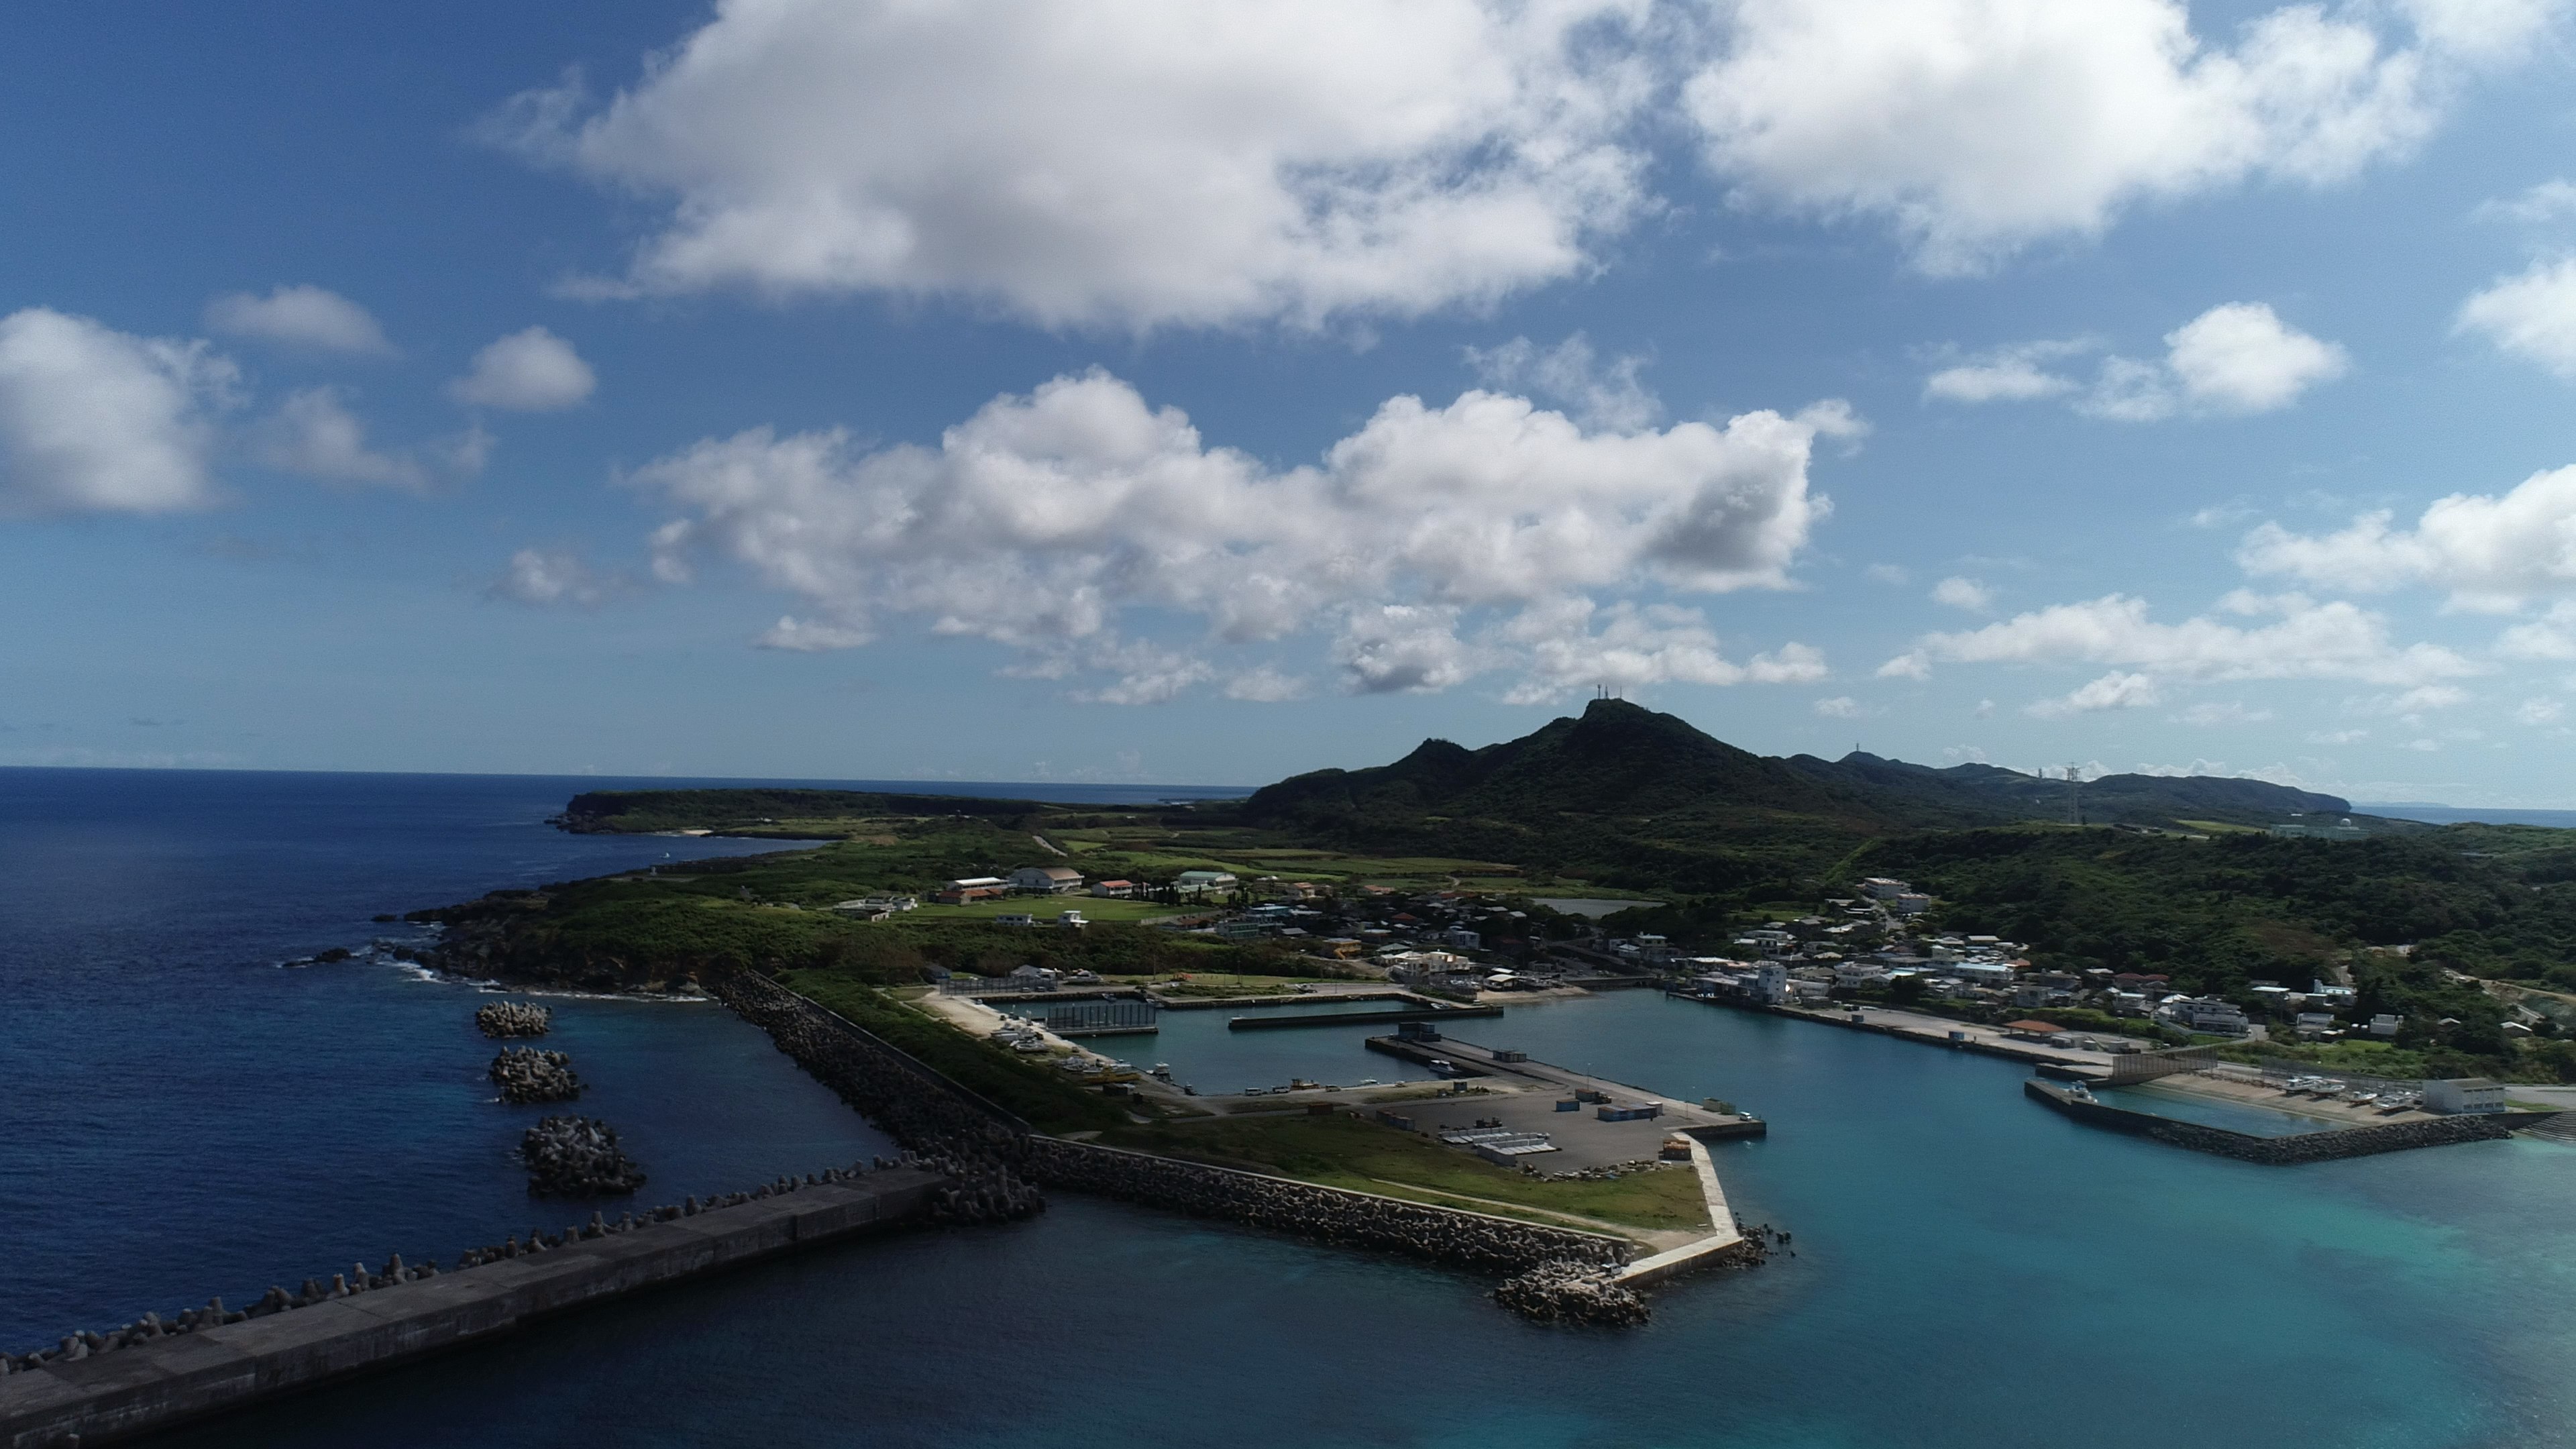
[1613,1137,1750,1287]
[0,1169,944,1449]
[1231,1004,1502,1030]
[2022,1078,2518,1163]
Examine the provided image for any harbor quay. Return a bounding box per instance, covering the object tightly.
[2021,1079,2523,1164]
[1668,988,2122,1072]
[1364,1033,1765,1173]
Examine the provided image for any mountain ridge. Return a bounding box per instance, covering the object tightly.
[1241,698,2358,845]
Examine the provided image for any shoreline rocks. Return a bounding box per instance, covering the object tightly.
[476,1001,552,1038]
[519,1116,647,1197]
[1493,1260,1652,1326]
[490,1046,582,1104]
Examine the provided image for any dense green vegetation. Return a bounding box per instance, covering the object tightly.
[415,826,1313,991]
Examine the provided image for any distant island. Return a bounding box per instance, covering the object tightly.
[415,698,2576,1109]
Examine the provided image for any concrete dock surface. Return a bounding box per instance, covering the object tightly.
[1,1169,945,1449]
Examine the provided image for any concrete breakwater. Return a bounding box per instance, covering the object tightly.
[1228,1005,1503,1031]
[1022,1138,1650,1326]
[488,1046,579,1104]
[2023,1079,2516,1163]
[710,973,1658,1324]
[1021,1137,1627,1273]
[474,1000,551,1038]
[0,1163,946,1448]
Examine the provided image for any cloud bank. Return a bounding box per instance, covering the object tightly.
[633,369,1839,701]
[494,0,2544,327]
[1686,0,2528,274]
[489,0,1660,329]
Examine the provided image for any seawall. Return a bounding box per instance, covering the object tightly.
[1022,1137,1627,1272]
[714,977,1636,1273]
[0,1169,944,1449]
[1668,990,2110,1071]
[1229,1005,1503,1030]
[2022,1079,2517,1163]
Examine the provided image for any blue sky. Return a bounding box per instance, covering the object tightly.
[8,0,2576,802]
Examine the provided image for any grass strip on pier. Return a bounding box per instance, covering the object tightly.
[1097,1114,1711,1236]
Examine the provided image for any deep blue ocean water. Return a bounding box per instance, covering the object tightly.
[9,769,2576,1448]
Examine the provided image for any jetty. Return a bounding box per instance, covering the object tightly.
[0,1167,947,1449]
[2021,1078,2522,1163]
[1230,1004,1502,1030]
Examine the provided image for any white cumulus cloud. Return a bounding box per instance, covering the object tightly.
[1934,304,2344,420]
[2459,257,2576,379]
[2028,670,2162,718]
[488,547,612,606]
[204,285,394,357]
[1923,341,2088,403]
[2237,465,2576,606]
[1932,576,1994,611]
[1499,597,1825,704]
[1465,333,1660,432]
[0,307,238,517]
[1682,0,2465,274]
[256,388,426,489]
[488,0,1659,331]
[2472,177,2576,224]
[633,368,1841,702]
[2158,303,2350,414]
[449,327,595,411]
[1882,590,2481,688]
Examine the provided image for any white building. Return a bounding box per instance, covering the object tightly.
[1753,961,1790,1006]
[2161,996,2251,1035]
[1173,869,1237,896]
[1858,877,1909,900]
[1010,865,1085,894]
[1891,893,1934,916]
[2423,1078,2506,1114]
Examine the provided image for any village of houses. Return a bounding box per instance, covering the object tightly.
[830,861,2406,1049]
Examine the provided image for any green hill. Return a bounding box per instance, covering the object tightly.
[1235,698,2362,890]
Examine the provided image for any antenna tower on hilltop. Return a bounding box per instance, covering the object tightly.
[2065,763,2084,826]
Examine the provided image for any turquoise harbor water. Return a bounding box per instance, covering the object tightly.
[9,769,2576,1448]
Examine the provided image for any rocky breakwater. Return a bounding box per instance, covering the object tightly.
[1024,1138,1623,1270]
[521,1116,647,1197]
[1493,1260,1651,1326]
[476,1000,552,1038]
[703,970,1037,1166]
[490,1046,581,1104]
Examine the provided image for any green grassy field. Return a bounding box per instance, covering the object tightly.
[1098,1114,1710,1235]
